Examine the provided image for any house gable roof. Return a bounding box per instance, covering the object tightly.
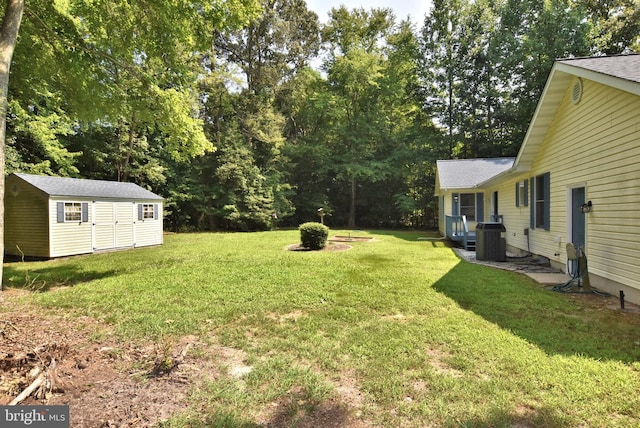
[514,54,640,172]
[12,173,163,200]
[437,158,515,190]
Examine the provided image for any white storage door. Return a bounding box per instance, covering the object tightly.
[93,202,115,251]
[115,202,135,248]
[93,202,136,251]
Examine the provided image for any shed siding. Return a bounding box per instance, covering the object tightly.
[5,174,164,258]
[500,78,640,290]
[5,176,50,257]
[49,198,94,257]
[135,202,164,247]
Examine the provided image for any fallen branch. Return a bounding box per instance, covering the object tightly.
[9,359,59,405]
[9,373,45,405]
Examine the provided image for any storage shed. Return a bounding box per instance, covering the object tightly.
[5,173,164,258]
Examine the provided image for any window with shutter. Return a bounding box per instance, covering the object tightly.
[531,172,550,230]
[460,193,476,221]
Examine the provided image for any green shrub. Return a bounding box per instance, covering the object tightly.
[299,222,329,250]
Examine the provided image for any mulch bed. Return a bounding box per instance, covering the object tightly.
[286,236,375,252]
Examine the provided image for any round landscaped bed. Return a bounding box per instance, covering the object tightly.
[329,235,375,242]
[285,243,352,252]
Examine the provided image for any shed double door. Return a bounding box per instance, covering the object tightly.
[93,202,136,251]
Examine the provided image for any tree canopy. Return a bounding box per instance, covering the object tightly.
[1,0,638,242]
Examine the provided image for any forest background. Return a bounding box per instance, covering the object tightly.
[3,0,639,232]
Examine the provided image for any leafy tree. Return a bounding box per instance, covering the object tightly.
[578,0,640,53]
[214,0,321,94]
[419,0,464,158]
[0,0,261,290]
[322,7,397,228]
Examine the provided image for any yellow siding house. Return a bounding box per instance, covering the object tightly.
[5,173,164,258]
[436,54,640,305]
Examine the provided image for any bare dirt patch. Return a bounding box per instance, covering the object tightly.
[285,235,377,252]
[0,289,216,426]
[0,289,372,427]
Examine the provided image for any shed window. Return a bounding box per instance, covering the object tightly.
[515,180,528,207]
[58,202,88,223]
[65,203,82,221]
[143,204,155,219]
[138,203,159,220]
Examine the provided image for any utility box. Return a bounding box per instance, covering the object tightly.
[476,222,506,261]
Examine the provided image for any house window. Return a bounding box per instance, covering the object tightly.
[515,180,528,207]
[530,172,550,230]
[459,193,476,221]
[535,176,545,227]
[65,202,82,222]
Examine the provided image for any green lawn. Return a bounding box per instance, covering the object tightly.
[4,230,640,427]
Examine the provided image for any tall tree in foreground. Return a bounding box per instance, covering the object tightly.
[0,0,24,297]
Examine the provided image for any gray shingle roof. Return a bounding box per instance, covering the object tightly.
[13,173,163,200]
[437,158,515,189]
[557,54,640,83]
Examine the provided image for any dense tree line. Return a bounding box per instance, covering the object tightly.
[2,0,639,233]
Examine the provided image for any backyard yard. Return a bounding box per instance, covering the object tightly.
[2,230,640,427]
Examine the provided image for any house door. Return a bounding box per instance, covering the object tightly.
[571,187,586,250]
[569,187,586,274]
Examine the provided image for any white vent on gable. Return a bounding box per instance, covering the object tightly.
[571,77,583,105]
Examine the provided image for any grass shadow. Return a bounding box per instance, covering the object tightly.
[364,229,443,242]
[455,404,570,428]
[432,259,640,363]
[3,263,117,292]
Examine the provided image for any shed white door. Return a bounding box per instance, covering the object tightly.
[93,202,135,251]
[93,202,115,251]
[115,202,135,248]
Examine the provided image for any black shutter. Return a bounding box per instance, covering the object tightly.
[81,203,89,222]
[57,202,64,223]
[515,182,520,207]
[476,193,484,222]
[452,193,459,216]
[543,172,550,231]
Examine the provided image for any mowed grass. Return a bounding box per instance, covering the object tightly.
[4,230,640,427]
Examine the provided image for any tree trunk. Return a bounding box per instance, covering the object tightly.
[348,176,356,229]
[0,0,25,297]
[122,114,136,182]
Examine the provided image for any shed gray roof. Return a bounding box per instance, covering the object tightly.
[437,158,515,189]
[13,173,163,200]
[557,54,640,83]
